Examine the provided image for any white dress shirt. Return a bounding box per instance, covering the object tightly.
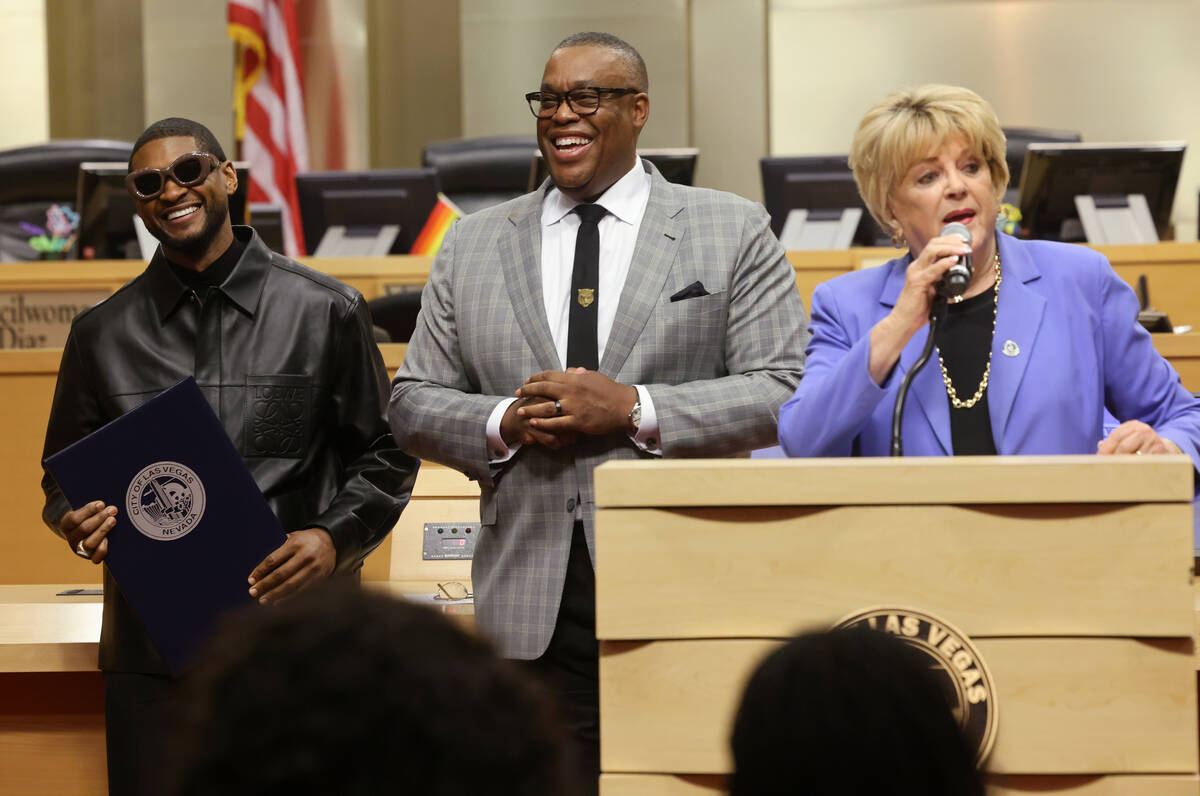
[486,159,662,462]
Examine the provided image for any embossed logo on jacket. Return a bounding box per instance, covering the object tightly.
[248,382,308,457]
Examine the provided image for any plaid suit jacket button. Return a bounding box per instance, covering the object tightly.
[566,497,576,512]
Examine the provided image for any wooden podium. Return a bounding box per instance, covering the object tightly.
[593,456,1199,795]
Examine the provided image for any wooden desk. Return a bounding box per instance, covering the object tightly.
[0,576,473,796]
[0,255,433,301]
[595,458,1200,795]
[2,242,1199,344]
[0,584,104,795]
[1152,333,1200,392]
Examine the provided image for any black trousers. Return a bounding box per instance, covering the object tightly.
[523,520,600,796]
[103,670,175,796]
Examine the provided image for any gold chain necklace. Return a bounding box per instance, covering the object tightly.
[937,251,1001,409]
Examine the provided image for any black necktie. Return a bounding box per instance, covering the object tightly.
[566,203,606,371]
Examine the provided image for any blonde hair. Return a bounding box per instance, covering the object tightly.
[849,84,1008,236]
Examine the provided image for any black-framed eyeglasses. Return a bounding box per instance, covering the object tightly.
[125,152,222,200]
[434,582,473,601]
[525,87,640,119]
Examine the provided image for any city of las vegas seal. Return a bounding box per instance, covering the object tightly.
[125,461,206,541]
[834,607,998,765]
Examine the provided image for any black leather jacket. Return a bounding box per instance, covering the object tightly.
[41,228,418,672]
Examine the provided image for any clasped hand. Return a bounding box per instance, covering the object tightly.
[1097,420,1180,456]
[500,368,637,449]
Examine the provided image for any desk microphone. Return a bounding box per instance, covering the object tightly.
[939,222,972,301]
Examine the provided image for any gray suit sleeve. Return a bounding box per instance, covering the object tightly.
[646,204,809,456]
[388,223,503,486]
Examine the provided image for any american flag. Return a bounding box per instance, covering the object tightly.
[228,0,309,256]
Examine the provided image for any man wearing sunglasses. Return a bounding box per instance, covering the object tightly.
[389,32,808,794]
[39,117,418,796]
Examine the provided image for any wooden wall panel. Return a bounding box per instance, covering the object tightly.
[595,501,1194,639]
[600,638,1198,775]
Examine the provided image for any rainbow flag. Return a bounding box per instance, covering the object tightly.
[410,193,463,255]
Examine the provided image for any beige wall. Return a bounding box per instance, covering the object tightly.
[46,0,144,143]
[11,0,1199,231]
[459,0,691,149]
[41,0,377,168]
[768,0,1200,240]
[367,0,462,168]
[690,0,769,201]
[141,0,234,152]
[0,0,50,149]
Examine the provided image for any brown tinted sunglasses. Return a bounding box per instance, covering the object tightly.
[125,152,222,200]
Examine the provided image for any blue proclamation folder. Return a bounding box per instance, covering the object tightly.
[44,377,286,673]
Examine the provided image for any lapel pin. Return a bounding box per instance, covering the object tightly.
[1002,340,1020,357]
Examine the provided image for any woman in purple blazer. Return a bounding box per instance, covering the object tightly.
[778,84,1200,471]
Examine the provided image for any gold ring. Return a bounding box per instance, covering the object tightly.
[75,539,90,558]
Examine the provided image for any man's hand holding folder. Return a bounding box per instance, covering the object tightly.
[59,496,336,605]
[248,527,336,604]
[59,500,117,564]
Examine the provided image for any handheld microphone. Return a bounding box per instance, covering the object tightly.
[939,221,972,301]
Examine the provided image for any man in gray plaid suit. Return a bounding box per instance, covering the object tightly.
[389,31,808,792]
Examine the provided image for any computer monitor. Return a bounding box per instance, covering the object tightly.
[295,168,439,255]
[1000,127,1081,203]
[247,202,285,254]
[74,161,249,260]
[1016,141,1186,242]
[759,155,888,247]
[527,148,699,192]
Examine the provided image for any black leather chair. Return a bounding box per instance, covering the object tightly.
[0,139,133,260]
[367,291,423,343]
[421,135,538,215]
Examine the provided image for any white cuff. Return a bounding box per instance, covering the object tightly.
[630,385,663,456]
[486,398,521,463]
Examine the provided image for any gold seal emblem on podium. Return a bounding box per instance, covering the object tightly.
[834,606,998,765]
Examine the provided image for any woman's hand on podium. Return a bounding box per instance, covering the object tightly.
[1097,420,1181,455]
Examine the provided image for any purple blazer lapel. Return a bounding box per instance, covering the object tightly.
[880,258,952,455]
[899,323,953,454]
[988,234,1046,451]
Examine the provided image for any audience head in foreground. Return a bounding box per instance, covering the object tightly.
[730,628,984,796]
[171,585,574,796]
